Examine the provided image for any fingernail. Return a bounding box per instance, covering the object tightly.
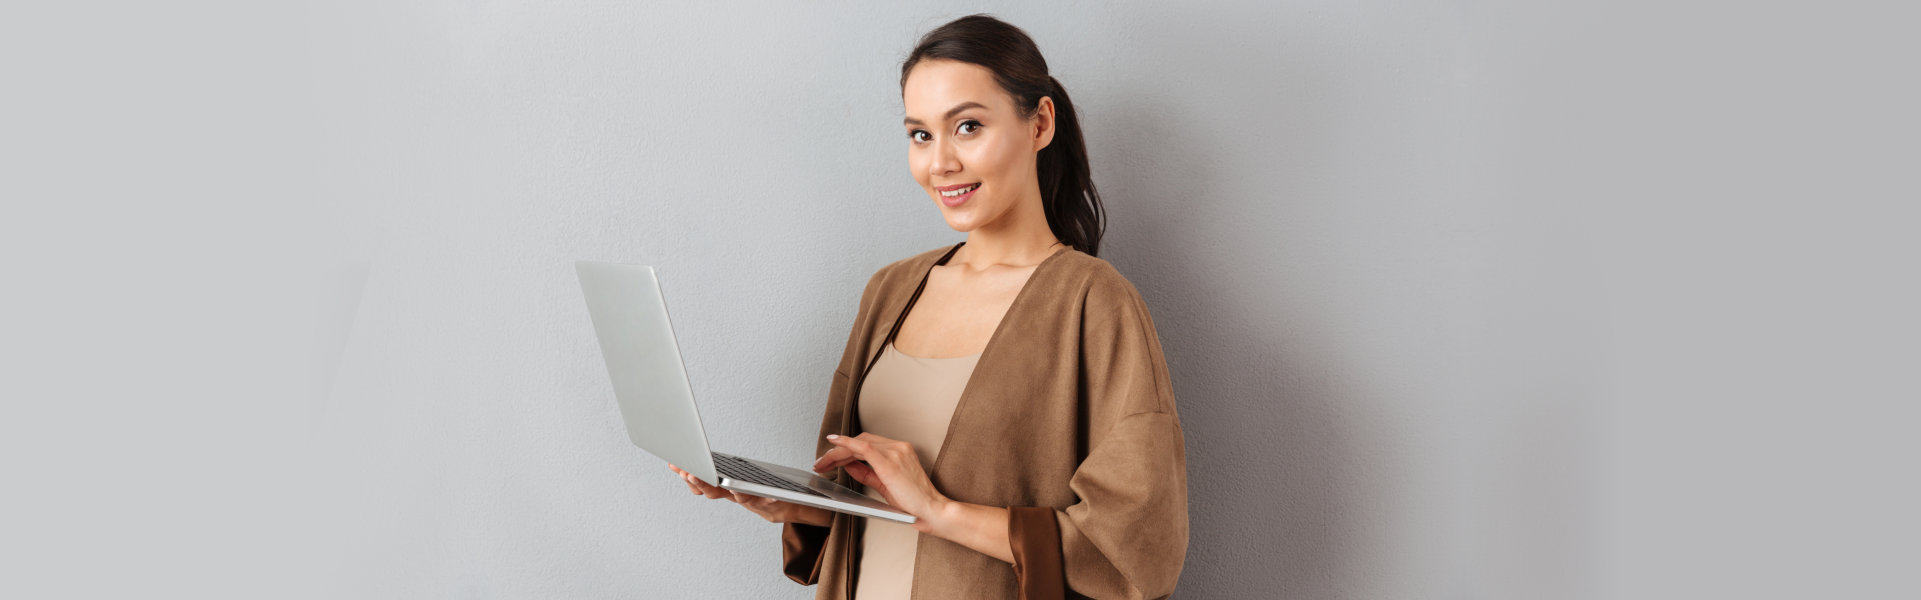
[826,434,839,440]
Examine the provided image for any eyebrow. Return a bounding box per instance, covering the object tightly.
[903,101,988,127]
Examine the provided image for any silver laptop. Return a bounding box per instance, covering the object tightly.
[574,260,914,524]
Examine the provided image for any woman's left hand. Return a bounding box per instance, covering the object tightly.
[812,433,949,533]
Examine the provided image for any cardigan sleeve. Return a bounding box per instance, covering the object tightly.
[782,520,832,585]
[1008,267,1190,600]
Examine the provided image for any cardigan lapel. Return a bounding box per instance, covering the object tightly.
[847,242,1070,599]
[841,241,963,599]
[923,245,1070,487]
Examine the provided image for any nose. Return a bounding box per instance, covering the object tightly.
[928,136,961,179]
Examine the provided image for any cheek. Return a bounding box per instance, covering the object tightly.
[971,135,1028,185]
[907,150,930,187]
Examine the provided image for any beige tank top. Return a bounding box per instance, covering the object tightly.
[853,342,981,600]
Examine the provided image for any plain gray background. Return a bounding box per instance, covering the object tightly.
[3,1,1915,598]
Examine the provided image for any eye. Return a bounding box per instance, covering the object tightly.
[909,130,930,143]
[956,120,982,135]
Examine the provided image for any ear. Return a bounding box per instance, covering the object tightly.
[1032,96,1057,153]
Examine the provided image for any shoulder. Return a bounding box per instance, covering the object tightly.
[1056,250,1177,415]
[856,244,958,302]
[872,244,957,281]
[1045,249,1149,311]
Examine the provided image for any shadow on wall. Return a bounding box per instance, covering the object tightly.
[1098,60,1364,599]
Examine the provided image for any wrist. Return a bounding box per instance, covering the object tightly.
[920,495,960,536]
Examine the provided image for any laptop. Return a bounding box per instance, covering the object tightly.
[574,260,914,524]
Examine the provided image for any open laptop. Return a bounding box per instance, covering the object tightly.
[574,260,914,524]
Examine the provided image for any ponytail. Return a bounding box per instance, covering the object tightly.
[1037,76,1105,257]
[901,14,1107,256]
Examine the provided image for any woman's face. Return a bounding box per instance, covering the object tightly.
[901,59,1052,233]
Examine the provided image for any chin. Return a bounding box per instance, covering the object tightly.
[929,196,975,232]
[939,212,981,233]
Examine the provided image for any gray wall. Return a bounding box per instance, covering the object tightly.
[6,1,1915,598]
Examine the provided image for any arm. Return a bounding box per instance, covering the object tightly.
[814,413,1186,598]
[1001,268,1185,599]
[924,499,1014,564]
[813,434,1013,564]
[1012,412,1187,599]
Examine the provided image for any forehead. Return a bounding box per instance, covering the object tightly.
[902,59,1011,118]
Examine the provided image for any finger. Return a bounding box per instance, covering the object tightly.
[835,434,909,470]
[827,434,874,454]
[845,463,891,502]
[816,455,864,474]
[833,430,879,450]
[847,463,891,497]
[845,462,878,487]
[689,475,729,499]
[817,450,876,475]
[832,437,911,480]
[812,447,851,472]
[854,433,916,466]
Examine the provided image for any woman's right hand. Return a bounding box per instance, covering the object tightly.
[669,464,834,527]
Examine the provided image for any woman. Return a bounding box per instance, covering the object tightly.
[669,14,1188,599]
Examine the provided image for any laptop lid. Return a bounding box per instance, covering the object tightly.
[574,260,719,484]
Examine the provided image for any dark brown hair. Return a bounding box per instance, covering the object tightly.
[901,14,1107,257]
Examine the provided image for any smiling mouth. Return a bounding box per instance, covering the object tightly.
[939,183,981,197]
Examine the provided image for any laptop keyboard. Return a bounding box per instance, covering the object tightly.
[712,453,828,498]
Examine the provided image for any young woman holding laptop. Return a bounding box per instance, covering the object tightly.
[671,14,1188,599]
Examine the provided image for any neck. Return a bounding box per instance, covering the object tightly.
[957,191,1061,270]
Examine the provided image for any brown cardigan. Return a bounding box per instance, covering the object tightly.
[781,242,1189,599]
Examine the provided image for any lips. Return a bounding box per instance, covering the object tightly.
[936,182,980,207]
